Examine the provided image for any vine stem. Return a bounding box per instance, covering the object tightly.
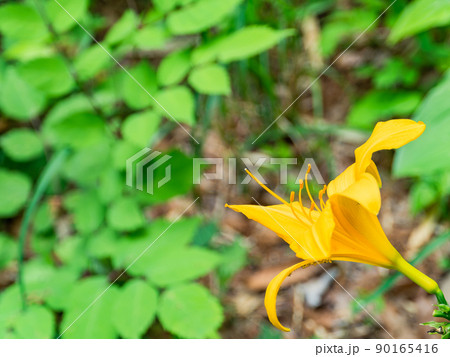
[17,149,70,310]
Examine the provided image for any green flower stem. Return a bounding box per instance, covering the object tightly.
[435,289,448,306]
[17,149,70,310]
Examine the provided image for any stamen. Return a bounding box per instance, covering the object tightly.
[304,164,319,211]
[298,179,311,220]
[289,191,311,225]
[245,169,289,205]
[318,184,327,211]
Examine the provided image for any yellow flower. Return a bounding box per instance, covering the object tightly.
[226,119,443,332]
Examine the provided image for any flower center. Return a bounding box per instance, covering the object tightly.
[245,164,328,226]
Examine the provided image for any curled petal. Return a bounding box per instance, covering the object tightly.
[264,260,313,332]
[354,119,425,178]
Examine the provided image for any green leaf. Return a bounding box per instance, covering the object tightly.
[23,259,56,301]
[60,276,119,339]
[0,286,22,331]
[107,197,145,232]
[15,305,55,339]
[158,283,223,338]
[74,45,112,81]
[167,0,242,35]
[154,86,195,125]
[394,71,450,176]
[389,0,450,43]
[104,9,139,46]
[112,280,158,339]
[217,239,248,285]
[64,191,104,234]
[86,227,118,259]
[157,50,191,87]
[0,67,46,121]
[188,64,231,95]
[133,25,168,50]
[112,218,201,269]
[130,246,221,286]
[55,237,89,273]
[1,128,44,162]
[347,90,422,129]
[121,110,162,147]
[320,9,377,57]
[0,3,47,41]
[192,26,295,64]
[45,0,90,33]
[0,169,31,218]
[121,61,158,110]
[45,112,107,149]
[0,233,16,269]
[410,181,439,214]
[17,56,74,97]
[44,268,80,311]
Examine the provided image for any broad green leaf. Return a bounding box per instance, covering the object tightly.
[64,191,104,234]
[0,286,22,330]
[410,181,439,214]
[216,239,248,285]
[121,110,161,147]
[0,169,31,218]
[112,140,141,170]
[45,0,90,33]
[192,26,295,64]
[129,246,221,286]
[74,45,112,81]
[157,50,191,86]
[320,9,377,57]
[98,169,123,204]
[394,71,450,176]
[121,61,158,109]
[167,0,242,35]
[45,112,107,149]
[86,227,118,259]
[55,237,89,273]
[347,90,421,129]
[158,283,223,338]
[0,67,46,121]
[154,86,195,125]
[23,259,56,301]
[107,197,145,232]
[2,41,53,62]
[0,233,16,269]
[188,64,230,95]
[0,3,47,40]
[60,276,119,339]
[15,305,55,339]
[104,9,139,46]
[112,218,202,269]
[112,280,158,339]
[62,140,111,185]
[133,25,168,50]
[389,0,450,43]
[1,128,44,162]
[44,268,80,311]
[17,56,74,97]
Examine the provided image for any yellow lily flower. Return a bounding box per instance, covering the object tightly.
[227,119,446,332]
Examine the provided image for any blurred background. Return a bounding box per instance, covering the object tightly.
[0,0,449,339]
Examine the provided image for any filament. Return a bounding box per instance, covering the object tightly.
[304,164,319,211]
[289,191,311,225]
[245,169,288,205]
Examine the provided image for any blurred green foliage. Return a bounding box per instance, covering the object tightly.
[0,0,449,339]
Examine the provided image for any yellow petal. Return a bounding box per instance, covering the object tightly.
[327,160,381,198]
[329,195,401,268]
[264,260,313,332]
[226,203,314,258]
[354,119,425,178]
[338,172,381,215]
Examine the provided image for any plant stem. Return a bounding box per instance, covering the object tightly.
[435,289,449,306]
[17,149,70,310]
